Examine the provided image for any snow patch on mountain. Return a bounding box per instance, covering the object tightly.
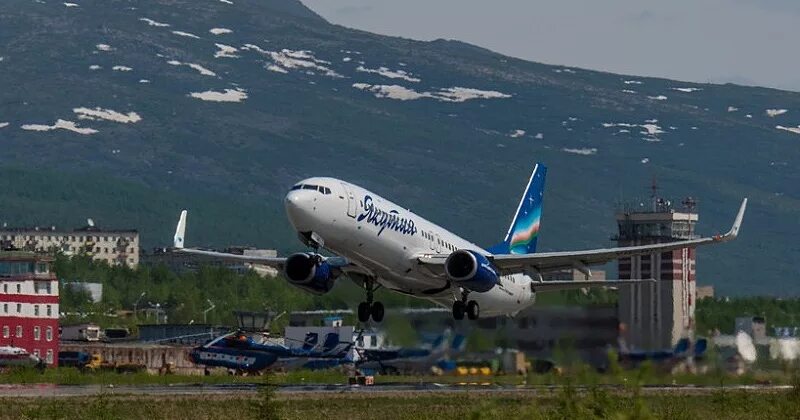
[603,121,664,141]
[112,65,132,72]
[624,80,642,85]
[728,106,739,112]
[352,84,511,102]
[96,44,113,52]
[776,125,800,135]
[73,107,142,123]
[671,87,702,93]
[622,89,636,94]
[172,31,200,39]
[641,158,650,164]
[766,109,788,117]
[0,123,9,129]
[356,65,420,82]
[509,129,526,138]
[139,18,169,27]
[219,0,233,4]
[21,119,97,135]
[243,45,341,77]
[209,28,232,35]
[167,60,216,76]
[89,65,101,70]
[64,3,79,7]
[436,87,511,102]
[648,95,668,101]
[214,44,239,58]
[353,84,427,101]
[562,147,597,156]
[189,88,247,102]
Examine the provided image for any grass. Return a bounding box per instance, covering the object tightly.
[0,365,796,387]
[3,365,800,419]
[2,389,800,420]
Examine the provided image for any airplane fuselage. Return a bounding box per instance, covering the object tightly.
[284,177,534,317]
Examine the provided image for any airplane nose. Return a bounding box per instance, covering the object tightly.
[285,190,313,229]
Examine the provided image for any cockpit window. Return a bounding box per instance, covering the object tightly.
[290,184,332,195]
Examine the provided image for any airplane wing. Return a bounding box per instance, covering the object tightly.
[418,198,747,277]
[170,210,371,276]
[171,210,287,268]
[529,279,655,292]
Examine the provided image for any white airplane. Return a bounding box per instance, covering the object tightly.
[172,163,747,323]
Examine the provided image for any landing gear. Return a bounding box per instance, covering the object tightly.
[452,301,466,320]
[452,290,479,321]
[466,300,480,320]
[357,278,384,323]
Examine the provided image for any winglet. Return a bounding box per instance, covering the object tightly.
[720,198,747,241]
[173,210,187,249]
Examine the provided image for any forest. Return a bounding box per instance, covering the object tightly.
[56,256,797,336]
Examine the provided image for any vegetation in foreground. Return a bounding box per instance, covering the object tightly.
[2,387,800,420]
[0,362,797,387]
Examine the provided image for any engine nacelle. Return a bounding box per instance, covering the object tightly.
[444,250,499,293]
[283,252,336,295]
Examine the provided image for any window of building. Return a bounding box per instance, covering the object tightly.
[2,304,6,313]
[33,326,40,341]
[16,284,21,293]
[46,327,53,341]
[2,284,6,293]
[33,349,40,359]
[95,247,100,253]
[2,326,8,338]
[104,248,108,253]
[15,325,22,338]
[16,304,21,313]
[46,305,52,317]
[34,305,39,316]
[46,350,53,364]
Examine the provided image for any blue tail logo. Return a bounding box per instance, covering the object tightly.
[487,163,547,255]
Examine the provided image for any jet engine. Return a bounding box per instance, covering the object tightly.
[283,252,336,295]
[444,250,499,292]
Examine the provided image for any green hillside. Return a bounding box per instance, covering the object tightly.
[1,0,798,295]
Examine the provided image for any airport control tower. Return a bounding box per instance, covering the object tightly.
[615,183,698,350]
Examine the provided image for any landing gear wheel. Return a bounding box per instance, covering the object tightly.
[370,301,385,323]
[466,300,480,320]
[452,301,466,320]
[357,302,371,323]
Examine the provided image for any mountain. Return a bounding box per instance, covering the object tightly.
[1,0,798,295]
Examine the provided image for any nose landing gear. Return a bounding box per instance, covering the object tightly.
[357,278,384,323]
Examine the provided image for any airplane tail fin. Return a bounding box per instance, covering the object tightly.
[487,163,547,255]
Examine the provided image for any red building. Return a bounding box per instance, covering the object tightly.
[0,252,59,366]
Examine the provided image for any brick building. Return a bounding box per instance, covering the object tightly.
[0,252,60,366]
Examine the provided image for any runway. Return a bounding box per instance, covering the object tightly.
[0,383,792,398]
